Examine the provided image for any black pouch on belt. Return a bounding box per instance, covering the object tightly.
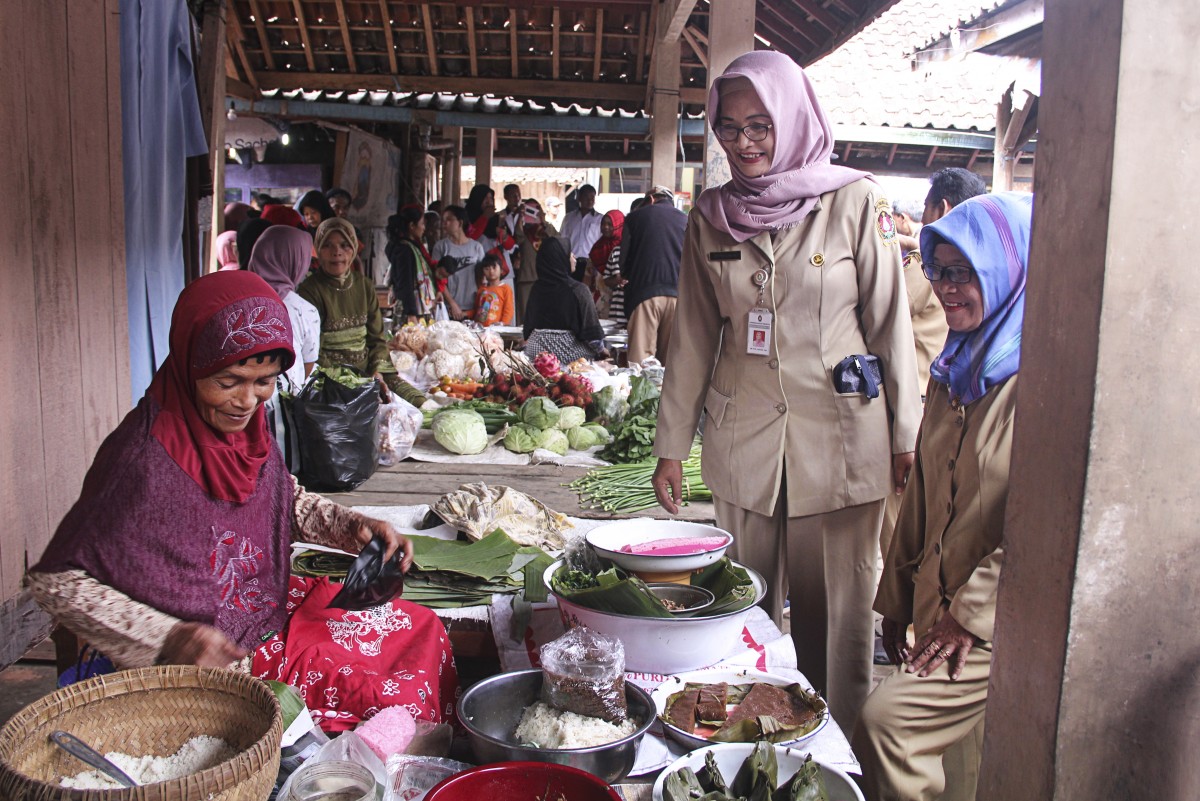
[832,354,883,399]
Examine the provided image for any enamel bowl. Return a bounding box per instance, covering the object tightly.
[585,519,734,574]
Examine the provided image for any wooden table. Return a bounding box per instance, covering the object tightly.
[322,460,716,523]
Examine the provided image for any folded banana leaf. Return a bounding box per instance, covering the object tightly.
[663,767,708,801]
[549,557,755,619]
[772,755,828,801]
[731,741,778,799]
[709,684,828,744]
[697,750,729,796]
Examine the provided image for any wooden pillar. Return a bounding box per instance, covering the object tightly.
[992,85,1015,191]
[980,1,1200,799]
[475,128,495,189]
[441,126,462,205]
[648,0,681,191]
[703,0,755,188]
[196,0,227,272]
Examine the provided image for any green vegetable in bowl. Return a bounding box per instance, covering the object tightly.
[431,408,489,454]
[518,397,561,430]
[504,423,542,453]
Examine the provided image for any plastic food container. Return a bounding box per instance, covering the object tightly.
[286,760,375,801]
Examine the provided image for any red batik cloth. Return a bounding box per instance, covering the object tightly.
[253,576,459,733]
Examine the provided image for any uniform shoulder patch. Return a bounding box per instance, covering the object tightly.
[874,198,897,245]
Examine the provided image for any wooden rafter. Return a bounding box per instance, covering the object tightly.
[795,0,843,35]
[680,25,707,69]
[421,4,439,76]
[967,149,980,170]
[466,8,478,76]
[592,9,604,81]
[685,24,708,48]
[333,0,357,72]
[226,10,260,90]
[925,145,939,167]
[663,0,699,42]
[841,142,852,161]
[551,8,560,80]
[246,0,275,70]
[379,0,398,73]
[825,0,857,16]
[757,5,821,51]
[761,2,827,51]
[886,143,898,165]
[509,9,518,78]
[290,0,316,71]
[634,10,648,82]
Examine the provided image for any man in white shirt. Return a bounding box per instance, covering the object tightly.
[558,184,603,281]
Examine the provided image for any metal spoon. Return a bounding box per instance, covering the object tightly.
[50,730,139,788]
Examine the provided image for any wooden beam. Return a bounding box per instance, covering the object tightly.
[825,0,856,16]
[634,10,648,82]
[685,24,708,48]
[466,7,478,76]
[794,0,843,35]
[226,11,260,90]
[757,2,824,50]
[246,0,275,70]
[197,0,228,271]
[925,145,940,168]
[967,148,980,170]
[755,14,818,56]
[592,9,605,81]
[510,9,519,77]
[886,143,898,165]
[1002,90,1037,154]
[841,142,852,161]
[227,76,257,99]
[290,0,316,71]
[421,4,439,76]
[379,0,398,73]
[681,24,707,69]
[333,0,358,72]
[551,8,561,80]
[662,0,699,42]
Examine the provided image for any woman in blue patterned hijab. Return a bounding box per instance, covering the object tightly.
[920,192,1033,405]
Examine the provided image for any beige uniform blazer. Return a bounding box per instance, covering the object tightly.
[902,252,949,392]
[874,377,1017,642]
[654,179,923,518]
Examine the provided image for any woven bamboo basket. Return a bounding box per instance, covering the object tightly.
[0,666,282,801]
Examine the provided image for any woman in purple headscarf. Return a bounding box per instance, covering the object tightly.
[854,192,1032,801]
[651,50,923,734]
[249,225,320,391]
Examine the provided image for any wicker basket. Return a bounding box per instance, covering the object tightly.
[0,666,282,801]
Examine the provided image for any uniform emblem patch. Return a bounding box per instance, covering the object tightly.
[875,206,897,245]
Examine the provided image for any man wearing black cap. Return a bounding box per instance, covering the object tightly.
[620,185,687,364]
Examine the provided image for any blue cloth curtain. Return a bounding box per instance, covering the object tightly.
[121,0,209,400]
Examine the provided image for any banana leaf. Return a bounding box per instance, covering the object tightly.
[709,684,828,744]
[697,750,730,796]
[549,557,755,619]
[731,741,778,799]
[663,767,709,801]
[690,560,757,615]
[407,529,526,580]
[772,755,829,801]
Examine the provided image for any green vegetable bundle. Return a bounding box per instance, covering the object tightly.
[307,365,373,391]
[570,442,709,513]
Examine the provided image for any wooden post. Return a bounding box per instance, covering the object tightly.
[196,0,228,271]
[475,128,495,189]
[649,0,682,191]
[703,0,755,188]
[441,126,462,205]
[992,84,1014,191]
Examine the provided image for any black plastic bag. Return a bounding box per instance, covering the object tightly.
[293,370,381,491]
[328,536,406,610]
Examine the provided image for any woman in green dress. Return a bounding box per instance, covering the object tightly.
[298,218,426,407]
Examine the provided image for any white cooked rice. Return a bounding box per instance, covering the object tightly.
[514,702,637,749]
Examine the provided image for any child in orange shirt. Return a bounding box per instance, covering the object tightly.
[474,255,514,326]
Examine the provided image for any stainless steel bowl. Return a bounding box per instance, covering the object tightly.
[457,669,654,784]
[646,583,716,616]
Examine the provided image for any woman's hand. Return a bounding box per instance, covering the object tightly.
[159,622,247,668]
[356,517,414,572]
[892,451,915,495]
[372,372,392,402]
[653,458,684,515]
[905,612,979,679]
[604,273,626,289]
[881,617,910,666]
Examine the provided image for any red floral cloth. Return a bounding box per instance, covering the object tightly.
[253,577,459,733]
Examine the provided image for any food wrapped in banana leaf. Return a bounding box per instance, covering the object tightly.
[662,747,830,801]
[662,681,827,744]
[772,754,829,801]
[548,557,756,619]
[731,741,778,799]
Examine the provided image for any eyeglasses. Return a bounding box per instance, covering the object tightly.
[922,261,975,284]
[714,123,773,142]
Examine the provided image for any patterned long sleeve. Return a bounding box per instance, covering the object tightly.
[290,474,367,553]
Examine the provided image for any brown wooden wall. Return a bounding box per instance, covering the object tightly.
[0,0,129,667]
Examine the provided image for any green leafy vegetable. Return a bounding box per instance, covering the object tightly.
[504,423,542,453]
[536,427,569,455]
[518,397,561,429]
[556,405,587,430]
[431,408,490,454]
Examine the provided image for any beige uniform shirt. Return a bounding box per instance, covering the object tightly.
[654,179,923,518]
[902,251,950,392]
[874,376,1018,642]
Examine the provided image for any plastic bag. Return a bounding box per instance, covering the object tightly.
[384,755,471,801]
[275,731,384,801]
[433,300,450,322]
[294,368,381,491]
[379,396,423,466]
[328,535,406,611]
[539,626,628,723]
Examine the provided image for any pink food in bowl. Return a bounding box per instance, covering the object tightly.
[618,535,730,556]
[424,761,620,801]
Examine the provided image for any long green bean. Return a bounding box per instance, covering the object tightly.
[567,443,710,513]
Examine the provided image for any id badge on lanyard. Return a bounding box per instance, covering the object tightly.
[746,266,773,356]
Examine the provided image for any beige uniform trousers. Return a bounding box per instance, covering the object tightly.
[852,643,991,801]
[717,496,882,735]
[627,296,677,365]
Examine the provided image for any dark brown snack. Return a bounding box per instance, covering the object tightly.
[695,682,729,722]
[722,683,820,730]
[665,688,701,733]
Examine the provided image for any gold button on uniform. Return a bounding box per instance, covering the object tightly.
[810,252,825,267]
[768,358,779,369]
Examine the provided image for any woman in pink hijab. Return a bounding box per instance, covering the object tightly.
[215,231,240,270]
[651,51,923,736]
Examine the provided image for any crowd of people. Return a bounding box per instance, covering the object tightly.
[29,47,1029,801]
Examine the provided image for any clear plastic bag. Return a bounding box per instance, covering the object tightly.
[384,755,471,801]
[539,626,628,723]
[378,395,423,466]
[275,731,385,801]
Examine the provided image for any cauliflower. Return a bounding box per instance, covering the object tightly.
[423,351,467,381]
[390,349,418,372]
[426,321,475,355]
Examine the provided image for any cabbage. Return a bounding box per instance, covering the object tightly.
[504,423,542,453]
[584,422,611,442]
[431,408,489,454]
[537,428,569,456]
[556,406,587,430]
[519,397,561,430]
[566,426,599,451]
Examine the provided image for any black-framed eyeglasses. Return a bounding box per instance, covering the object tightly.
[714,123,773,142]
[922,261,975,284]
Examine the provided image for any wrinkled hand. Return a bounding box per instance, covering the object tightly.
[881,617,910,666]
[906,612,979,679]
[159,622,247,668]
[892,451,915,495]
[372,373,392,402]
[653,458,684,515]
[356,517,414,572]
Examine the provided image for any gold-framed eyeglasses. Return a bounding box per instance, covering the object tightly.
[713,123,773,142]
